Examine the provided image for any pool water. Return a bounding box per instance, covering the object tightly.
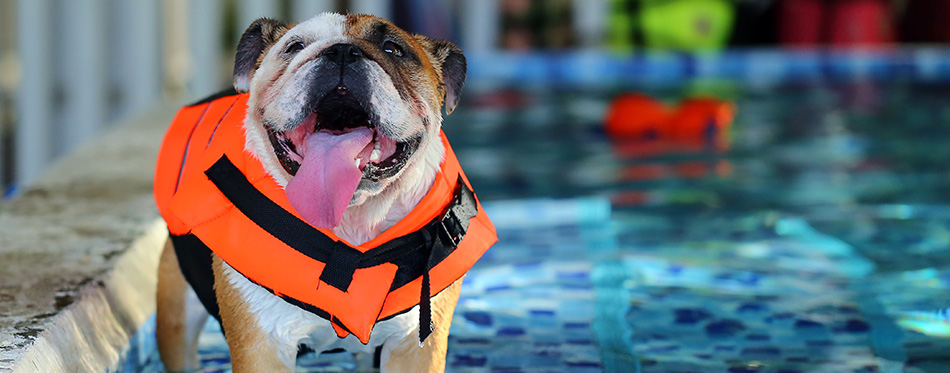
[126,80,950,372]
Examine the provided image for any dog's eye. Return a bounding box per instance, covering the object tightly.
[285,42,305,55]
[382,41,404,57]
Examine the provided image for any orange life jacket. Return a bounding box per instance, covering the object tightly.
[154,91,497,344]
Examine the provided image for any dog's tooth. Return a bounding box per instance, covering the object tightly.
[355,157,361,167]
[370,149,382,162]
[374,140,381,150]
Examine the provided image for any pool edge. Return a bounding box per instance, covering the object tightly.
[9,221,165,373]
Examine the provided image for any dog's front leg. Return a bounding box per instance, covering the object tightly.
[382,279,463,373]
[156,238,209,372]
[212,255,299,372]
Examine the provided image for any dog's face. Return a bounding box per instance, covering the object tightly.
[234,13,466,229]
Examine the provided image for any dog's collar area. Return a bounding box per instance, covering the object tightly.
[203,155,477,343]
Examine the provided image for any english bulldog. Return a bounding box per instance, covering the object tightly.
[155,12,476,372]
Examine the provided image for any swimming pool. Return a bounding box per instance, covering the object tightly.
[123,52,950,372]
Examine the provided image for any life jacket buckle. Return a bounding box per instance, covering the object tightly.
[439,208,464,247]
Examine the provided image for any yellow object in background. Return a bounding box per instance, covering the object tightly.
[607,0,636,52]
[640,0,735,51]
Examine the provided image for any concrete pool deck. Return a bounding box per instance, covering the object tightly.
[0,105,175,372]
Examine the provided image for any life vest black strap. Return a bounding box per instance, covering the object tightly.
[204,155,477,343]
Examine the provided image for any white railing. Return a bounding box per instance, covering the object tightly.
[1,0,607,196]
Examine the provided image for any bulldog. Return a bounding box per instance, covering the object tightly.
[153,12,495,372]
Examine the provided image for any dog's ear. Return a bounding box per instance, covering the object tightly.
[233,18,290,93]
[417,36,467,115]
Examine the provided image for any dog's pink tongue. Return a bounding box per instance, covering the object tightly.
[286,128,373,229]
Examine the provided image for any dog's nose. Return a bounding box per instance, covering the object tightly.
[323,43,363,66]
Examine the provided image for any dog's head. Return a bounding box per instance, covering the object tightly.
[234,13,466,230]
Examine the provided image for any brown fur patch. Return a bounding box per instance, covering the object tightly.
[156,238,199,372]
[253,21,296,70]
[213,255,295,372]
[343,14,450,114]
[233,18,295,92]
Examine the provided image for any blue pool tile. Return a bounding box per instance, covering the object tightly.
[490,367,522,373]
[528,309,555,317]
[564,360,602,368]
[740,346,781,357]
[705,319,747,337]
[566,338,594,345]
[674,307,713,324]
[644,344,680,353]
[496,327,526,337]
[562,321,588,329]
[835,319,871,333]
[452,354,488,367]
[530,346,561,357]
[766,312,796,323]
[746,333,771,341]
[728,365,762,373]
[455,337,491,345]
[463,311,493,327]
[794,319,824,330]
[513,260,542,269]
[555,271,589,280]
[737,302,769,313]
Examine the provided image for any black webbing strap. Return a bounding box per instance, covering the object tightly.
[204,155,477,343]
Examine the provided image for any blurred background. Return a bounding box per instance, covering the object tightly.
[2,0,950,195]
[4,1,950,372]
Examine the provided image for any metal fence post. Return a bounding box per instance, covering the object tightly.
[292,0,334,22]
[112,0,161,117]
[237,0,280,39]
[0,0,10,193]
[60,0,108,152]
[574,0,607,49]
[351,0,390,20]
[15,0,52,187]
[164,0,189,100]
[188,0,225,101]
[460,0,500,54]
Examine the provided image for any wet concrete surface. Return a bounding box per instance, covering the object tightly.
[0,104,176,371]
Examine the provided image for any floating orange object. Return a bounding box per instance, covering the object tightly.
[604,93,670,138]
[606,93,735,185]
[664,97,735,141]
[604,93,735,143]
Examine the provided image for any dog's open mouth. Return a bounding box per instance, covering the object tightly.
[264,86,420,229]
[266,93,419,182]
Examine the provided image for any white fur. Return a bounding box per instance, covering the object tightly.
[244,13,350,190]
[221,262,419,359]
[364,61,418,141]
[232,11,451,369]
